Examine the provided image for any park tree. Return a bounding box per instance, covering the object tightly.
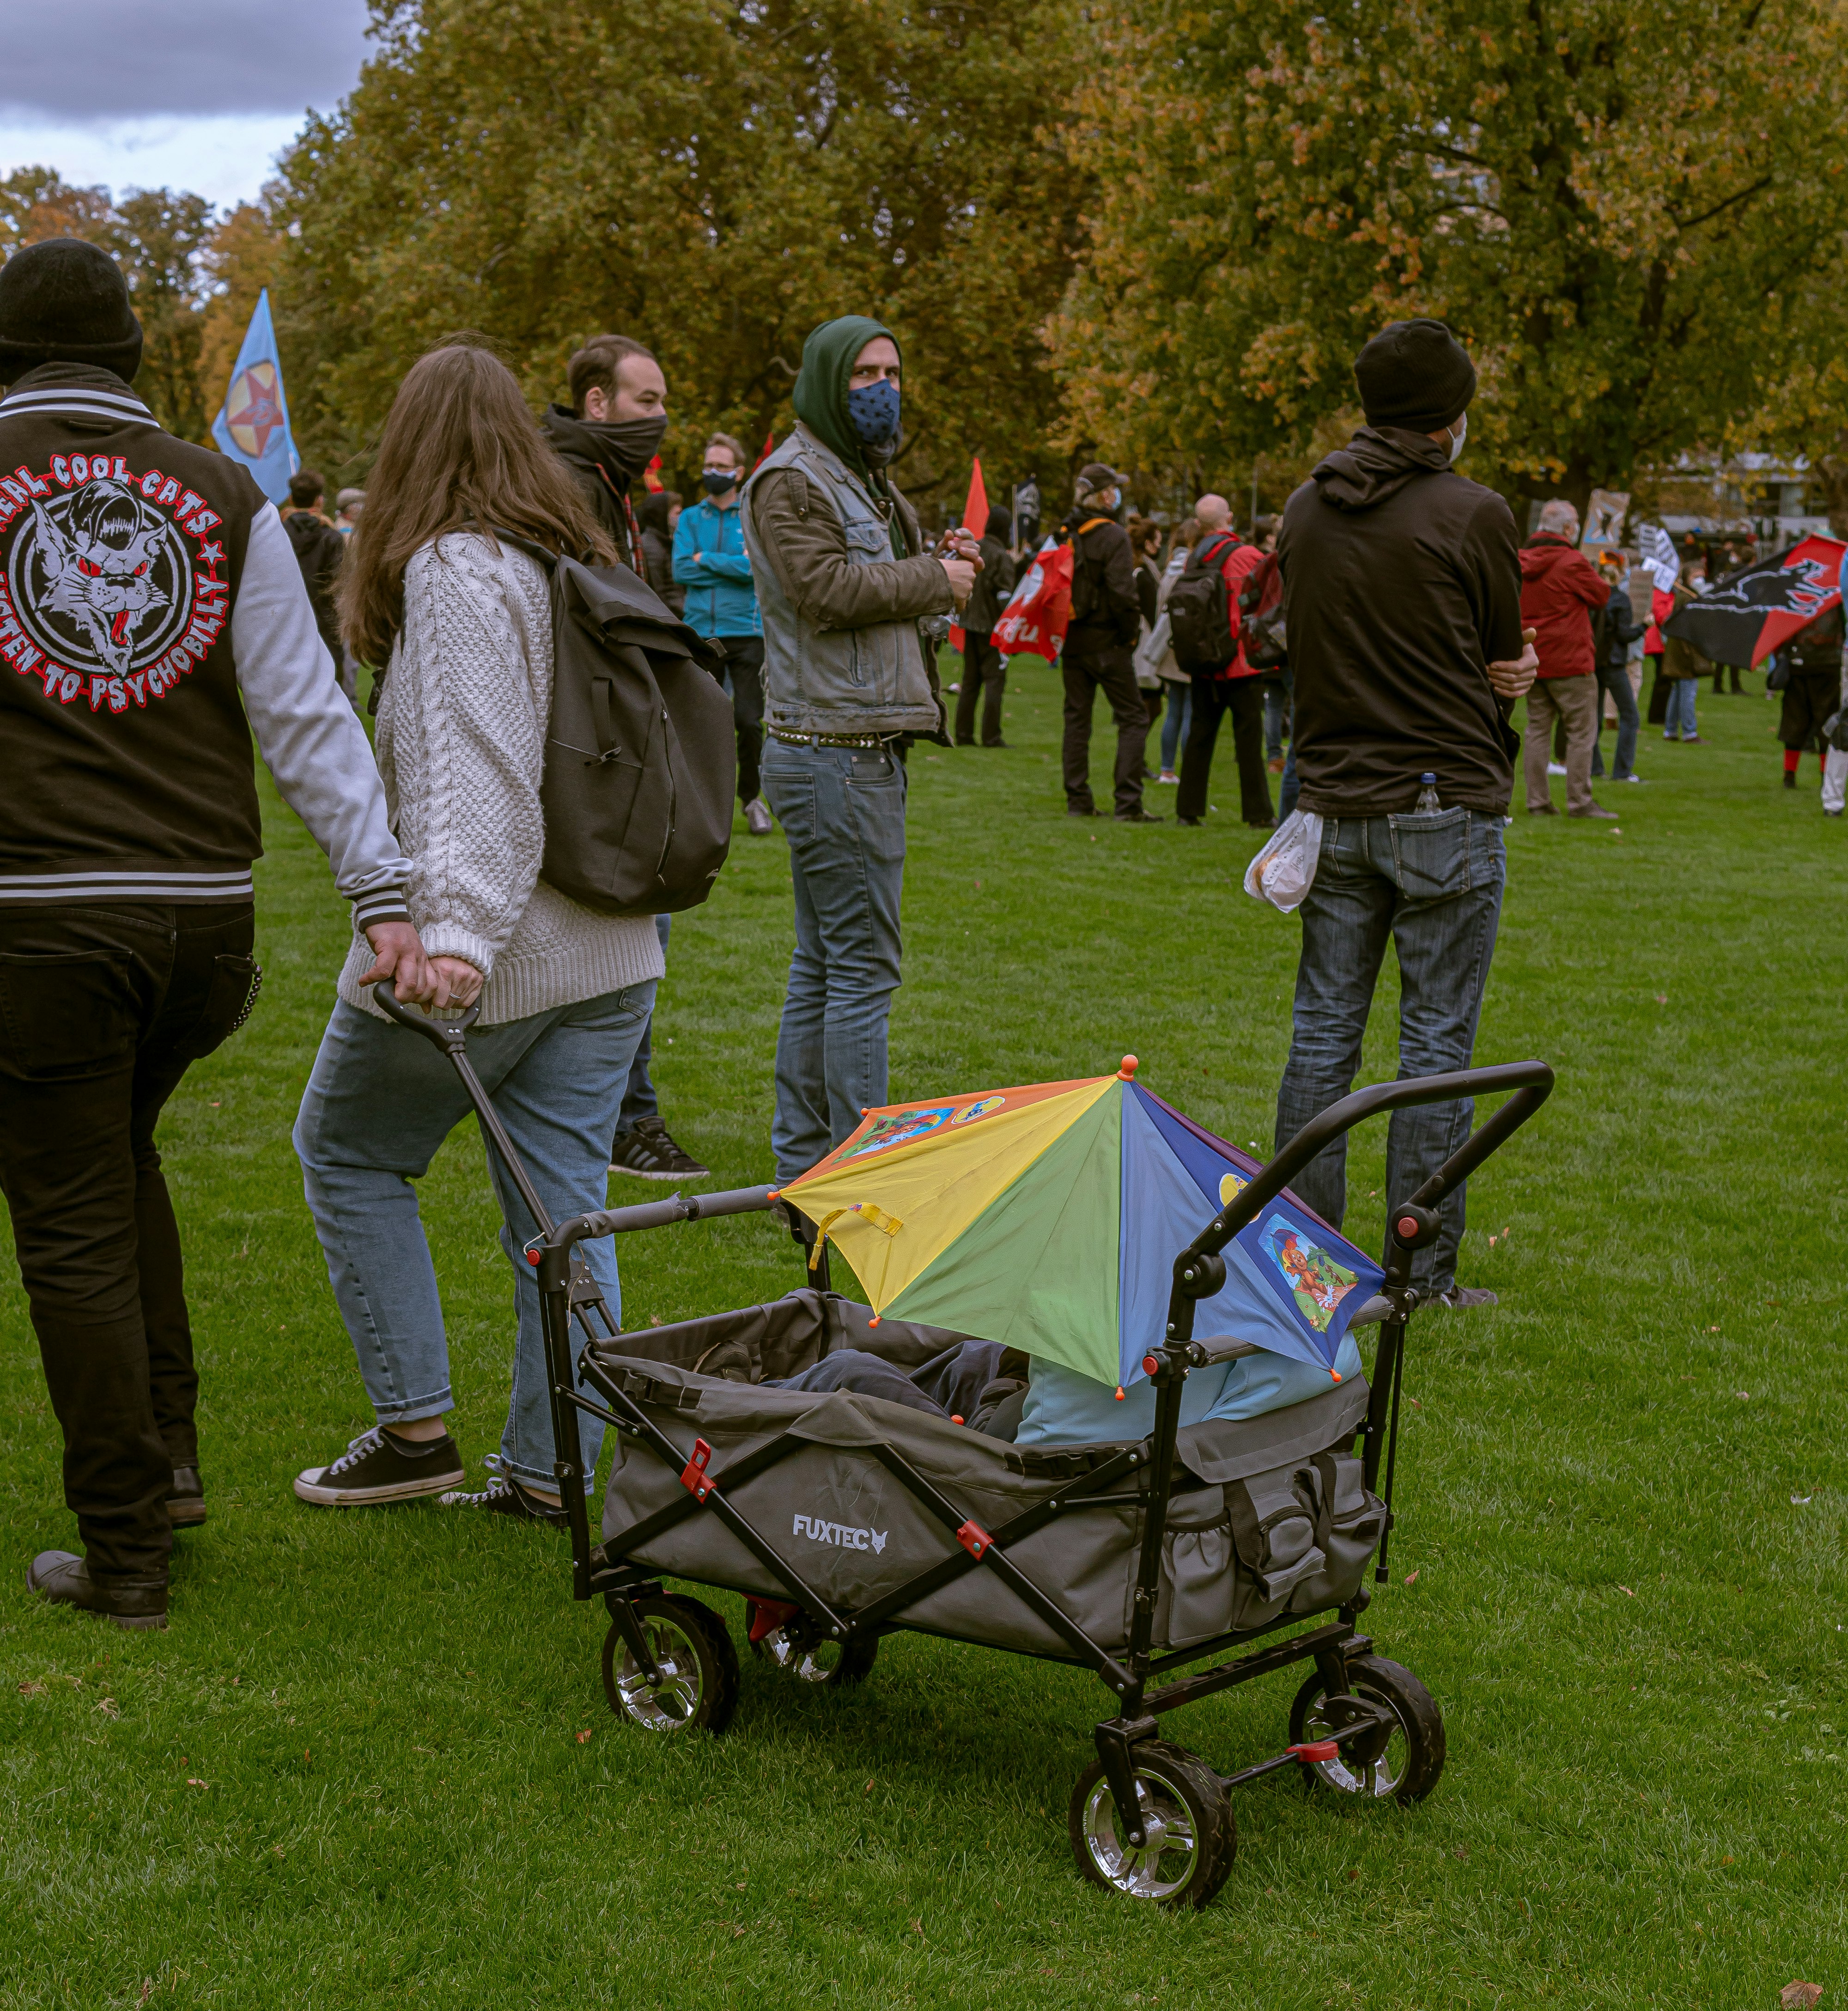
[1052,0,1848,514]
[270,0,1084,504]
[0,168,216,444]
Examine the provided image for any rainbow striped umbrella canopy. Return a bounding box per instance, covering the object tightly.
[779,1060,1385,1392]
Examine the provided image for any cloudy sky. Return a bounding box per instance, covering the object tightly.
[0,0,373,209]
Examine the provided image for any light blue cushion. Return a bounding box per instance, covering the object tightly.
[1015,1332,1365,1448]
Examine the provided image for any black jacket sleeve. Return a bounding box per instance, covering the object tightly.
[1460,490,1525,668]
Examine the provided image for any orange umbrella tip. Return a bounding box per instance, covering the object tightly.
[1118,1055,1139,1079]
[1113,1385,1125,1401]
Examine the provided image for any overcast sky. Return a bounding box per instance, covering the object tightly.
[0,0,373,209]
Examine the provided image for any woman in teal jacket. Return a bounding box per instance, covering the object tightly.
[675,431,769,832]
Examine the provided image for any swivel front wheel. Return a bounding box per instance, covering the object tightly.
[1289,1654,1445,1803]
[1067,1739,1235,1908]
[602,1593,739,1734]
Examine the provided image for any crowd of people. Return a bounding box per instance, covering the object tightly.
[0,232,1826,1627]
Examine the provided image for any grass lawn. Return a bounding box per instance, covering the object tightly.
[2,662,1843,2009]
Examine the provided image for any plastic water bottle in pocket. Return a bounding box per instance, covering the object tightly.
[1416,772,1441,813]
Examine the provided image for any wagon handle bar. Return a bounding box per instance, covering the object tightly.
[369,977,482,1054]
[1183,1059,1554,1264]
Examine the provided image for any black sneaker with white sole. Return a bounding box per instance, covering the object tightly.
[293,1425,464,1507]
[609,1115,709,1180]
[438,1475,569,1526]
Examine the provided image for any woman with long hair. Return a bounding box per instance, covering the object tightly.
[291,342,663,1523]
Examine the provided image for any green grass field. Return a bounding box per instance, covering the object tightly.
[2,665,1843,2009]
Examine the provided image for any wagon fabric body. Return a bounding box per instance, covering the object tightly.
[362,983,1552,1909]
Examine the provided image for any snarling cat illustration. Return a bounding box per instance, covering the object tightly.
[25,481,176,673]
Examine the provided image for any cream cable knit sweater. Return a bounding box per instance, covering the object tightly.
[337,532,664,1025]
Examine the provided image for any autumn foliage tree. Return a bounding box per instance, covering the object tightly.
[1054,0,1848,512]
[270,0,1083,503]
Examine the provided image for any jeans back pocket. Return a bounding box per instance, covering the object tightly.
[1386,805,1471,900]
[0,948,140,1081]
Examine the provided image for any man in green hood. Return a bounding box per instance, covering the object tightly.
[742,316,978,1190]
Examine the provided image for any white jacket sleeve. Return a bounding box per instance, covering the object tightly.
[231,505,412,929]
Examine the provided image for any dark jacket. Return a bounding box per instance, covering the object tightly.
[538,405,642,573]
[1594,583,1646,669]
[639,524,683,617]
[1787,605,1843,675]
[283,507,345,660]
[1067,515,1140,652]
[962,534,1017,634]
[1278,426,1524,815]
[1519,533,1608,680]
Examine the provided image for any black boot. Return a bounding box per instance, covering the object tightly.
[26,1551,168,1629]
[168,1466,206,1528]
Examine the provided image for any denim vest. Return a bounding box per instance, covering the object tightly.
[742,425,938,736]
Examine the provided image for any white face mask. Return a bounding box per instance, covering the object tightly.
[1448,413,1468,463]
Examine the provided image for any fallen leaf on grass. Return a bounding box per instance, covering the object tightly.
[1780,1985,1823,2010]
[910,1917,925,1935]
[1618,1586,1635,1598]
[576,1729,593,1743]
[650,1316,663,1329]
[1654,994,1667,1005]
[1346,1868,1360,1882]
[1735,1391,1751,1401]
[17,1682,43,1698]
[731,1926,747,1939]
[864,1779,875,1794]
[1404,1570,1419,1585]
[96,1697,119,1719]
[186,1778,208,1788]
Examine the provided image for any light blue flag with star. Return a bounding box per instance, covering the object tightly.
[210,288,298,505]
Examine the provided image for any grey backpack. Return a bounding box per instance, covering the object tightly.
[499,531,737,916]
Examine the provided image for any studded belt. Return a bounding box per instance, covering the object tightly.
[768,729,899,750]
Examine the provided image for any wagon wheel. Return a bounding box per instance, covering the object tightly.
[1067,1739,1235,1909]
[746,1602,879,1687]
[1289,1654,1446,1803]
[602,1593,739,1734]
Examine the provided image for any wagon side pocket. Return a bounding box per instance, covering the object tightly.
[1155,1485,1236,1649]
[1225,1465,1326,1630]
[1288,1450,1387,1615]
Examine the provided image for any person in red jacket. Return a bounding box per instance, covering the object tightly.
[1520,499,1614,818]
[1174,493,1273,827]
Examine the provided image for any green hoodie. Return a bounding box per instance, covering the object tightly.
[791,315,905,556]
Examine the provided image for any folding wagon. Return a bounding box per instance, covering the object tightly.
[376,989,1550,1908]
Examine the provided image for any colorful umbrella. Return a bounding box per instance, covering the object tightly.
[778,1059,1385,1392]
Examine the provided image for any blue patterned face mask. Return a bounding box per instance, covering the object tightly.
[847,377,901,446]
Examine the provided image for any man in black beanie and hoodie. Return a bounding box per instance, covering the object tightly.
[0,237,429,1626]
[1273,318,1536,1310]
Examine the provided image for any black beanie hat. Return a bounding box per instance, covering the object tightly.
[0,237,144,385]
[1353,317,1475,433]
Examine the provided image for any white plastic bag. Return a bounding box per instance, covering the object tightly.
[1243,809,1325,914]
[1133,610,1173,684]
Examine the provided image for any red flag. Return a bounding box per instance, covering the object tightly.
[993,541,1074,662]
[1662,535,1846,666]
[950,457,989,651]
[644,455,664,494]
[754,430,776,470]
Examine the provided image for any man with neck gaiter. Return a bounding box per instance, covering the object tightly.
[543,335,707,1184]
[541,335,669,579]
[742,316,976,1187]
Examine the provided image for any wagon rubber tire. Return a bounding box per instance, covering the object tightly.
[1288,1653,1446,1803]
[602,1593,740,1734]
[1067,1738,1235,1908]
[747,1616,879,1687]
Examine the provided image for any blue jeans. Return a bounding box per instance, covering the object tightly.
[1663,680,1698,739]
[1591,662,1640,779]
[1158,682,1191,772]
[768,1340,1009,1419]
[293,985,655,1489]
[1279,741,1301,819]
[616,914,671,1131]
[1274,809,1506,1296]
[760,737,907,1184]
[1262,672,1292,762]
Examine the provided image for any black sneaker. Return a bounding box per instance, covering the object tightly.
[609,1115,709,1180]
[293,1425,464,1507]
[1427,1287,1499,1311]
[26,1551,167,1630]
[1114,808,1165,824]
[438,1475,569,1526]
[169,1465,206,1528]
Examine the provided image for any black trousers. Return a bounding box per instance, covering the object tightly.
[954,630,1008,745]
[0,902,255,1578]
[1176,668,1274,824]
[714,634,765,805]
[1061,633,1147,815]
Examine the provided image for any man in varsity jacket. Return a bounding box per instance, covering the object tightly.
[0,237,432,1629]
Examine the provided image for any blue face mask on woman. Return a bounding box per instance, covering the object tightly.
[846,377,901,447]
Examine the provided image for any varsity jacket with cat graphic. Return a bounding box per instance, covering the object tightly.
[0,363,410,923]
